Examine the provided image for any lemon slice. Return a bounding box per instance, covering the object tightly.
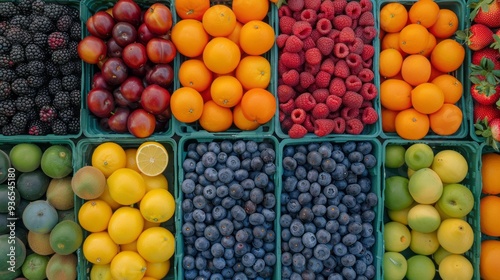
[136,142,168,176]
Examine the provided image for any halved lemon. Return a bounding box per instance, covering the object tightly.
[136,142,169,176]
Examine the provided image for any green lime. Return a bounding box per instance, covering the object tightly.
[385,145,406,169]
[385,175,414,211]
[9,143,42,172]
[40,145,72,179]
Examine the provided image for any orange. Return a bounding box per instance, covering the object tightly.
[120,240,138,252]
[430,39,465,73]
[399,24,430,54]
[97,184,121,211]
[235,55,271,90]
[239,20,275,56]
[124,148,140,173]
[380,2,408,33]
[381,107,398,133]
[202,5,237,37]
[107,168,146,205]
[91,142,127,178]
[83,231,120,265]
[428,9,459,39]
[394,108,430,140]
[136,227,175,263]
[380,79,413,111]
[240,88,276,124]
[419,32,436,57]
[203,37,241,74]
[145,260,170,279]
[198,100,234,132]
[78,200,112,232]
[140,189,175,223]
[171,19,209,58]
[175,0,210,20]
[170,87,204,123]
[429,64,445,81]
[210,75,243,108]
[480,196,500,236]
[481,240,500,279]
[429,103,463,135]
[431,74,463,104]
[233,103,260,130]
[178,59,213,92]
[108,206,144,245]
[141,173,168,192]
[110,251,147,280]
[408,0,440,27]
[379,48,403,78]
[482,153,500,195]
[401,54,431,86]
[411,82,444,114]
[231,0,269,23]
[381,32,405,56]
[226,21,243,47]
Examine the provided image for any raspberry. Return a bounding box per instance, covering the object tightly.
[332,117,346,133]
[292,11,302,21]
[303,114,315,132]
[362,26,377,43]
[312,88,329,103]
[346,118,364,134]
[361,106,378,125]
[279,16,296,35]
[279,98,295,114]
[281,116,294,132]
[282,69,300,87]
[299,71,315,89]
[326,94,342,112]
[341,106,360,120]
[339,27,356,43]
[288,123,307,138]
[276,34,290,49]
[278,5,292,17]
[305,62,320,75]
[300,9,317,24]
[305,48,322,65]
[316,37,334,56]
[348,38,364,54]
[346,53,362,71]
[279,110,286,122]
[316,18,332,35]
[345,75,362,92]
[291,108,306,124]
[320,0,335,20]
[308,84,318,93]
[295,92,316,111]
[283,35,303,53]
[281,52,302,68]
[334,42,349,58]
[358,68,374,83]
[360,82,377,101]
[302,36,316,50]
[305,0,321,10]
[333,15,352,30]
[358,11,375,26]
[359,0,373,13]
[332,0,348,15]
[361,44,375,60]
[311,103,329,119]
[345,1,362,19]
[278,59,288,76]
[329,110,340,119]
[313,118,335,136]
[292,21,313,40]
[362,58,373,68]
[310,29,322,42]
[320,58,335,75]
[342,91,363,108]
[287,0,305,12]
[315,70,331,88]
[277,84,296,103]
[333,59,350,79]
[327,29,340,42]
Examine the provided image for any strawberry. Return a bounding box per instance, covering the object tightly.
[473,102,500,122]
[470,56,500,85]
[475,118,500,150]
[470,82,500,105]
[470,0,500,28]
[288,123,308,138]
[456,24,494,51]
[471,47,500,69]
[313,119,335,136]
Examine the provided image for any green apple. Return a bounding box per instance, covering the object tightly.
[384,252,407,280]
[406,255,436,280]
[405,143,434,171]
[407,204,441,233]
[385,145,406,169]
[436,183,474,218]
[384,221,411,252]
[385,176,414,211]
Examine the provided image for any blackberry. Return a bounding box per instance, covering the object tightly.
[27,75,45,88]
[0,81,11,101]
[9,15,30,29]
[29,16,54,33]
[56,15,73,32]
[43,4,65,21]
[17,0,35,15]
[58,108,74,122]
[69,89,80,107]
[15,96,35,112]
[59,61,76,75]
[11,112,28,129]
[39,105,56,122]
[47,32,69,50]
[67,117,80,134]
[69,22,81,41]
[33,32,48,48]
[11,78,34,95]
[26,60,45,76]
[48,78,62,94]
[44,61,60,77]
[25,109,37,121]
[67,40,79,59]
[0,100,16,117]
[0,21,8,36]
[62,74,79,91]
[0,115,8,127]
[15,63,30,77]
[0,68,16,82]
[28,119,49,135]
[0,36,11,54]
[64,6,79,20]
[50,118,67,135]
[31,0,45,15]
[1,123,23,136]
[25,44,45,61]
[0,3,19,18]
[0,55,13,68]
[53,91,70,110]
[51,48,71,65]
[9,44,25,65]
[5,26,31,45]
[34,93,51,108]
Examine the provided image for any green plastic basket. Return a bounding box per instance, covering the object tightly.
[275,0,382,139]
[377,0,469,140]
[277,138,384,279]
[382,140,481,280]
[175,134,280,279]
[80,0,176,139]
[74,138,177,280]
[172,2,278,137]
[0,0,83,140]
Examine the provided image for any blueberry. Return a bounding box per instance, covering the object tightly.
[203,167,219,182]
[233,271,248,280]
[361,222,373,237]
[283,156,297,171]
[299,247,312,261]
[302,232,317,248]
[323,184,338,199]
[264,162,276,176]
[286,199,301,213]
[232,140,246,154]
[306,151,322,167]
[326,205,340,220]
[183,255,195,270]
[210,205,226,221]
[244,267,258,279]
[244,200,256,215]
[295,165,307,180]
[253,172,269,188]
[331,164,348,180]
[252,237,263,249]
[323,255,337,270]
[226,155,241,171]
[182,222,195,237]
[217,219,234,236]
[185,269,197,280]
[204,225,220,242]
[304,222,317,234]
[282,266,293,278]
[341,233,357,247]
[214,167,233,184]
[306,257,323,274]
[349,241,364,255]
[331,150,344,164]
[280,214,293,228]
[316,229,331,244]
[193,209,206,223]
[345,183,361,196]
[361,235,376,248]
[252,259,265,273]
[232,220,243,231]
[282,251,293,266]
[363,154,377,169]
[253,225,267,239]
[355,192,367,205]
[297,207,313,223]
[319,159,336,175]
[357,176,371,192]
[221,197,236,209]
[234,242,249,257]
[220,235,235,249]
[233,169,249,182]
[290,219,305,236]
[338,212,350,225]
[183,157,197,172]
[182,199,194,213]
[225,184,242,200]
[249,213,265,225]
[333,243,347,257]
[260,148,275,163]
[312,205,326,217]
[365,192,378,207]
[334,179,348,191]
[318,143,333,157]
[283,176,298,192]
[314,193,327,205]
[202,184,217,200]
[182,179,196,194]
[252,247,266,258]
[297,179,311,192]
[214,185,227,198]
[195,251,209,267]
[200,151,217,168]
[250,157,264,171]
[350,162,366,175]
[342,194,357,208]
[298,192,313,207]
[312,217,326,230]
[293,152,307,166]
[341,266,356,280]
[292,253,306,269]
[249,188,264,204]
[195,222,206,234]
[262,194,276,209]
[364,264,376,278]
[288,236,305,253]
[206,141,220,153]
[347,221,363,235]
[306,169,319,183]
[240,252,256,267]
[341,253,357,267]
[241,178,255,190]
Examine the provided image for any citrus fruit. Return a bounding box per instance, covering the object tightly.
[45,253,78,280]
[170,87,204,123]
[437,218,474,254]
[78,200,112,232]
[110,251,147,280]
[203,37,241,75]
[411,82,444,114]
[438,254,473,280]
[394,108,430,140]
[140,189,175,223]
[22,200,58,234]
[145,260,170,279]
[136,142,169,177]
[233,103,260,131]
[481,153,500,195]
[27,231,54,256]
[49,220,83,255]
[136,227,175,263]
[430,39,465,73]
[171,19,209,58]
[210,75,243,108]
[83,231,119,265]
[235,55,271,90]
[199,100,233,132]
[410,229,440,255]
[21,253,49,280]
[480,240,500,279]
[202,4,237,37]
[231,0,269,23]
[141,173,168,192]
[431,149,468,184]
[91,142,127,178]
[239,20,275,56]
[40,145,72,179]
[108,206,144,245]
[107,168,146,205]
[46,177,74,211]
[380,2,408,33]
[9,143,42,172]
[240,88,276,124]
[178,59,213,92]
[480,195,500,236]
[90,264,112,280]
[124,148,140,173]
[175,0,210,20]
[71,166,106,200]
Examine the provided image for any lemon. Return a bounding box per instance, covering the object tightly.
[136,142,169,176]
[438,254,473,279]
[107,168,146,205]
[140,189,175,223]
[136,227,175,263]
[91,142,127,177]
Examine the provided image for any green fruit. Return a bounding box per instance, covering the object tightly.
[385,145,406,169]
[404,143,434,171]
[9,144,42,173]
[406,255,436,280]
[71,166,106,200]
[40,145,72,179]
[0,235,26,272]
[16,170,50,201]
[49,220,83,255]
[0,150,11,184]
[57,210,75,222]
[46,253,77,280]
[0,267,21,280]
[22,200,58,234]
[21,253,49,280]
[46,177,74,211]
[0,185,20,213]
[385,176,414,211]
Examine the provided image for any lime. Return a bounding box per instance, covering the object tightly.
[40,145,72,179]
[136,142,168,176]
[385,145,406,169]
[22,253,50,280]
[9,143,42,172]
[385,176,414,211]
